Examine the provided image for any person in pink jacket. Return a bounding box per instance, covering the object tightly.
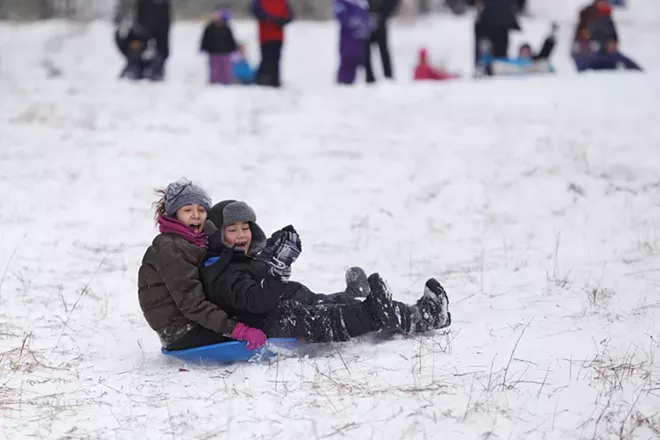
[413,48,460,81]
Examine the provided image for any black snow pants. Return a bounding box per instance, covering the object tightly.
[261,287,414,343]
[365,22,393,83]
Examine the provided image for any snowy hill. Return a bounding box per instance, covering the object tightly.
[1,1,659,439]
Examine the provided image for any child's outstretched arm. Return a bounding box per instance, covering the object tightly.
[155,242,236,335]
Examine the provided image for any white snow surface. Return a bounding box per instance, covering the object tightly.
[1,1,660,439]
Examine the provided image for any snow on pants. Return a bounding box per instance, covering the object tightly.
[261,297,414,342]
[261,300,378,342]
[208,54,234,84]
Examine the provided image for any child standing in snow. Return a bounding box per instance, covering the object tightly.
[232,43,256,85]
[335,0,373,85]
[200,9,238,85]
[200,200,452,343]
[137,179,267,351]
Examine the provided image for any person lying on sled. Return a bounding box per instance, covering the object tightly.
[413,48,461,81]
[200,200,452,349]
[582,38,642,71]
[481,22,558,76]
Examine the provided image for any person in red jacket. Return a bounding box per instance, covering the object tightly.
[252,0,295,88]
[413,48,460,81]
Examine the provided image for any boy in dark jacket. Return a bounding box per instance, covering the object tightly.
[200,200,452,343]
[200,9,238,85]
[252,0,294,87]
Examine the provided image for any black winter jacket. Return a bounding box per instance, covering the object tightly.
[368,0,400,21]
[136,0,171,37]
[200,246,305,329]
[200,22,238,54]
[476,0,520,30]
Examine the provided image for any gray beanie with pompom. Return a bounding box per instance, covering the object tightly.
[163,178,212,216]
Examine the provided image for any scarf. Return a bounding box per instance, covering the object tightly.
[157,215,207,248]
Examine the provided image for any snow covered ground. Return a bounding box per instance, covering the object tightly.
[1,1,660,439]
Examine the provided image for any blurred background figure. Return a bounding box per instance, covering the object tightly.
[572,0,619,71]
[474,0,520,70]
[413,48,461,81]
[365,0,400,83]
[252,0,295,88]
[232,43,257,85]
[135,0,171,81]
[517,22,557,63]
[115,21,150,80]
[335,0,372,85]
[200,9,238,85]
[582,37,642,71]
[476,21,556,76]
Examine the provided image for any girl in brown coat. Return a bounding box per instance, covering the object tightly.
[137,178,267,351]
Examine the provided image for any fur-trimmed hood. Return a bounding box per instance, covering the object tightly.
[206,200,267,256]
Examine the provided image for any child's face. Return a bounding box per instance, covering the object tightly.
[224,222,252,252]
[519,46,532,59]
[175,204,208,233]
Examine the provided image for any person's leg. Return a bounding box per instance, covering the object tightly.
[217,54,235,85]
[378,24,393,79]
[165,326,233,351]
[490,27,509,58]
[365,33,376,83]
[474,22,484,67]
[290,267,369,305]
[366,273,451,334]
[337,55,359,84]
[263,300,378,342]
[208,54,220,84]
[270,41,283,87]
[256,43,271,85]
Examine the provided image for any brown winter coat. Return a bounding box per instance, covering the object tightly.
[137,233,237,347]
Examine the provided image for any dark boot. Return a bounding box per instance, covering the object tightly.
[411,278,451,332]
[364,273,407,332]
[345,266,369,298]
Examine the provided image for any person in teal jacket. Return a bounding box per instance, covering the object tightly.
[232,43,256,84]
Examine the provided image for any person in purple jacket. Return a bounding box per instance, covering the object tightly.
[335,0,373,85]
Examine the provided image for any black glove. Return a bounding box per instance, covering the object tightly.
[259,225,302,281]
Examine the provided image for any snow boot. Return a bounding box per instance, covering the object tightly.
[363,273,402,331]
[345,266,369,298]
[411,278,451,332]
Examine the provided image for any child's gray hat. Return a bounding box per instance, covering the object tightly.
[164,178,212,216]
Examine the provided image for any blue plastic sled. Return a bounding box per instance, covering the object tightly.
[480,55,556,76]
[161,338,299,364]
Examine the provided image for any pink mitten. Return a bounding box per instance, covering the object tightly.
[231,323,267,350]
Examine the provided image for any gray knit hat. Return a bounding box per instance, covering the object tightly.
[208,200,267,254]
[163,178,212,216]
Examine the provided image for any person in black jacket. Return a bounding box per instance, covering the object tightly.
[200,9,238,85]
[135,0,171,81]
[200,200,452,344]
[115,23,150,80]
[365,0,399,83]
[474,0,520,69]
